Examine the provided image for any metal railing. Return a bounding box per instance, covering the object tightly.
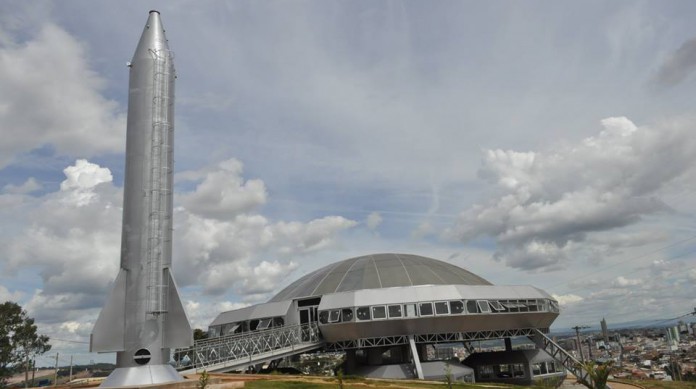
[325,327,543,351]
[174,323,322,372]
[532,329,593,388]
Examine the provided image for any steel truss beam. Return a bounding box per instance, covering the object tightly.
[174,323,322,372]
[530,329,592,388]
[324,327,547,351]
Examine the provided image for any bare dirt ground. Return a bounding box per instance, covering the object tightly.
[6,369,56,385]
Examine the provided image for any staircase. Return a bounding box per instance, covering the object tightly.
[175,323,324,374]
[531,329,593,387]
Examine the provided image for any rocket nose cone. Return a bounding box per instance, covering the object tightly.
[133,10,170,59]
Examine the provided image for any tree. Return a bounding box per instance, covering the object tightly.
[193,329,208,341]
[0,302,51,388]
[578,361,613,389]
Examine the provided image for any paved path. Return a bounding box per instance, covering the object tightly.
[561,377,645,389]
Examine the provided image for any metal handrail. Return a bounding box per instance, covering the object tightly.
[532,329,593,388]
[173,322,322,372]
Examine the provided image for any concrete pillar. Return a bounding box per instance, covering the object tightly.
[408,335,424,380]
[531,333,545,350]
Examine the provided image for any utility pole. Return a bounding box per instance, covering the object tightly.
[53,353,59,386]
[69,355,73,383]
[572,325,590,363]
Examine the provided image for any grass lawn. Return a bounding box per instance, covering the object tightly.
[245,376,530,389]
[246,376,696,389]
[615,380,696,389]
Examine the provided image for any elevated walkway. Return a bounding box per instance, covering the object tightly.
[175,323,324,374]
[531,329,593,388]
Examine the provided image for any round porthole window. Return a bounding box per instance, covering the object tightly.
[134,348,151,365]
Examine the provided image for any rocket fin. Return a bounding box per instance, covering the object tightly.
[90,269,126,352]
[163,270,193,348]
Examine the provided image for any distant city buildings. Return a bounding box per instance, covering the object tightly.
[554,320,696,382]
[601,318,609,344]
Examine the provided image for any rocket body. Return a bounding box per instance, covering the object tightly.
[90,11,192,387]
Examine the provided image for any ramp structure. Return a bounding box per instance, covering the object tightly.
[531,329,593,387]
[175,323,323,374]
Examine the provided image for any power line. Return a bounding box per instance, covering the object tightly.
[637,309,696,329]
[49,338,89,345]
[550,233,696,293]
[554,238,696,296]
[582,310,696,331]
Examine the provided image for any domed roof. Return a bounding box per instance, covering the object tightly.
[269,253,492,302]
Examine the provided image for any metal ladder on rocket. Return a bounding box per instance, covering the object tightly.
[90,11,193,387]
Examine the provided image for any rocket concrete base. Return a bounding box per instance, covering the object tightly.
[100,364,184,388]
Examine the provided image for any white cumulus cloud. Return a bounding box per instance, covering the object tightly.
[2,177,41,194]
[5,159,357,323]
[552,294,584,306]
[366,212,383,230]
[447,116,696,271]
[178,159,267,220]
[0,24,125,168]
[0,285,23,303]
[613,276,642,287]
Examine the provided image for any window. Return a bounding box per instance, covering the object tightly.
[466,300,479,314]
[532,363,541,375]
[503,301,519,312]
[419,302,433,316]
[388,305,402,318]
[297,297,321,307]
[449,300,464,314]
[372,306,387,319]
[256,318,272,330]
[479,365,494,379]
[223,323,240,335]
[540,362,548,374]
[356,306,371,321]
[513,364,525,377]
[547,361,556,373]
[527,300,539,312]
[477,300,491,313]
[341,308,354,322]
[405,304,417,317]
[273,317,284,327]
[329,309,341,323]
[497,364,512,378]
[435,302,449,315]
[250,319,259,330]
[518,301,529,312]
[319,311,329,324]
[488,300,505,312]
[550,300,560,313]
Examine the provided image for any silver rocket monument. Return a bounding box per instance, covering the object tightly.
[90,11,193,387]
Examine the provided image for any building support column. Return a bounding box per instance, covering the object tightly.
[504,338,512,352]
[408,335,424,380]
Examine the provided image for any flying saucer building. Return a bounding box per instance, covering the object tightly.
[202,253,565,383]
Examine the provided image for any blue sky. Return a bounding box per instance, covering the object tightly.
[1,1,696,365]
